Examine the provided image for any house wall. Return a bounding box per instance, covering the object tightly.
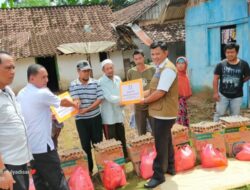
[57,51,126,90]
[139,0,169,23]
[185,0,250,107]
[110,50,127,80]
[57,54,87,90]
[11,51,127,92]
[133,37,185,64]
[11,57,36,93]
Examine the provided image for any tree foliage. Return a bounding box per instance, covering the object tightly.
[1,0,138,10]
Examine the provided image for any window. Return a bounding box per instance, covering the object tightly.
[221,25,236,59]
[99,52,108,62]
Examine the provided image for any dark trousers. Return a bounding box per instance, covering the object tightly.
[4,164,29,190]
[152,118,175,180]
[31,148,69,190]
[135,109,154,135]
[103,123,128,158]
[75,114,103,173]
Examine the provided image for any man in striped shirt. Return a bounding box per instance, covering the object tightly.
[69,60,103,175]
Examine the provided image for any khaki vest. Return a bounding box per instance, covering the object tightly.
[148,60,178,118]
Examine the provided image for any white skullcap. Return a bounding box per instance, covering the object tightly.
[101,59,113,68]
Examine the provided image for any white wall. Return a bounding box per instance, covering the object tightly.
[110,51,127,79]
[57,54,87,90]
[90,53,103,79]
[57,51,126,90]
[11,57,36,93]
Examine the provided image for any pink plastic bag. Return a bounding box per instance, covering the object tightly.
[103,161,127,190]
[140,148,157,179]
[68,167,94,190]
[175,144,196,172]
[201,144,228,168]
[29,177,36,190]
[236,143,250,161]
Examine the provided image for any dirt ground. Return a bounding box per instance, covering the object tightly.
[58,89,250,190]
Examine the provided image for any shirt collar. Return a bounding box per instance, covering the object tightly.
[158,58,169,69]
[77,78,94,85]
[0,86,10,94]
[103,74,114,82]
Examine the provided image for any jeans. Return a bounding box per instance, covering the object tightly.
[214,93,242,122]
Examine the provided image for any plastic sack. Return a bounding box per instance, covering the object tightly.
[140,147,157,179]
[103,161,126,190]
[175,144,196,172]
[29,177,36,190]
[68,167,94,190]
[200,144,228,168]
[236,143,250,161]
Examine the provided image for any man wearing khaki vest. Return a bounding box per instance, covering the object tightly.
[141,41,178,188]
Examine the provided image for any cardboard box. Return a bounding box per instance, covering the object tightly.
[172,126,190,151]
[224,127,246,157]
[132,162,141,176]
[94,146,125,172]
[127,142,155,163]
[127,142,154,176]
[59,148,88,179]
[61,158,88,179]
[240,125,250,143]
[191,130,226,160]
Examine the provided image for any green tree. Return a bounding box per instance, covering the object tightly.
[15,0,51,7]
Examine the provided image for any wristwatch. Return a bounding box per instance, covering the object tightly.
[0,168,8,175]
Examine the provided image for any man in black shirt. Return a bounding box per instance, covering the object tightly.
[213,43,250,121]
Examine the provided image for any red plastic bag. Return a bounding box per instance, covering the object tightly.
[68,167,94,190]
[103,161,127,190]
[175,144,196,172]
[236,143,250,161]
[201,144,228,168]
[140,147,157,179]
[29,177,36,190]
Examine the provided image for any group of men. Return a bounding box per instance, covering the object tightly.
[0,41,178,189]
[1,41,249,190]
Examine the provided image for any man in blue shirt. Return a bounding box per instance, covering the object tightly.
[69,60,103,175]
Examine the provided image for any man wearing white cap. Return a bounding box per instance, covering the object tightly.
[99,59,128,158]
[69,60,104,175]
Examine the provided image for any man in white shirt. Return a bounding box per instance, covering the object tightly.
[99,59,128,158]
[0,51,32,190]
[17,64,78,190]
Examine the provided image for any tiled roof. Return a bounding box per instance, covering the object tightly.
[0,5,117,58]
[113,0,158,25]
[142,22,185,42]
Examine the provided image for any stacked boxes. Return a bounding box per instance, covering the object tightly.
[190,121,226,160]
[220,116,250,157]
[127,133,155,176]
[59,148,88,179]
[171,124,190,151]
[94,139,125,172]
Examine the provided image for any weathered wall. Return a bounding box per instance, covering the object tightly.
[11,57,36,93]
[185,0,250,106]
